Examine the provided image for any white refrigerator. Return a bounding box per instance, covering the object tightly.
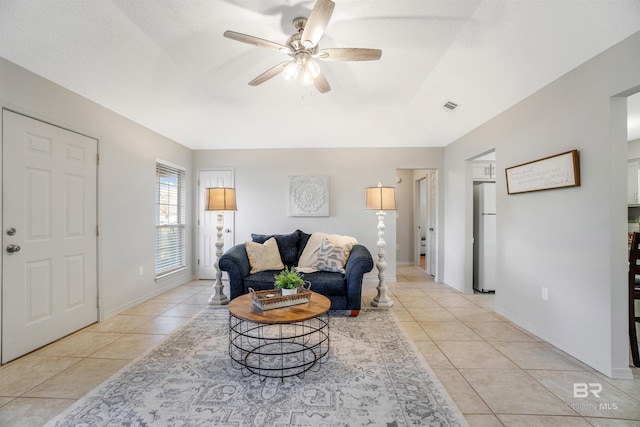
[473,182,496,292]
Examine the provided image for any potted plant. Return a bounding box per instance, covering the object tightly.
[274,266,304,296]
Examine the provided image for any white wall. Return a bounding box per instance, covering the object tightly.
[629,138,640,158]
[443,31,640,378]
[395,169,415,265]
[0,58,194,323]
[193,148,444,283]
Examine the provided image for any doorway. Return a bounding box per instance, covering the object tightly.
[396,169,437,277]
[2,110,98,363]
[471,150,496,293]
[413,171,437,275]
[416,177,427,270]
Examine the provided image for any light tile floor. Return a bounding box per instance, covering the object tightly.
[0,266,638,427]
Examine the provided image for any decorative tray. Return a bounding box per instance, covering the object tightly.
[249,284,312,311]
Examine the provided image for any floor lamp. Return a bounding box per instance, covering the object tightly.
[205,187,237,305]
[365,182,396,308]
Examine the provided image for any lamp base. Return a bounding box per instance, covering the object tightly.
[209,211,229,305]
[371,285,394,308]
[208,281,229,305]
[369,210,394,308]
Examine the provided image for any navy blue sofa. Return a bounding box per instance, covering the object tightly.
[219,230,373,316]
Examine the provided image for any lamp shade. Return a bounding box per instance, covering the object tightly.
[205,187,237,211]
[365,183,396,210]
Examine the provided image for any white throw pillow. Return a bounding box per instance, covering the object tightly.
[246,237,284,274]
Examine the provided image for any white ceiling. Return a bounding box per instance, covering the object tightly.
[1,0,639,149]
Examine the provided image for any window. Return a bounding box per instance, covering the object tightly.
[156,161,186,277]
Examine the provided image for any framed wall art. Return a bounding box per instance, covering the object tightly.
[506,150,580,195]
[288,175,330,217]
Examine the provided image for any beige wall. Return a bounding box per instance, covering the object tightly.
[443,31,640,378]
[192,148,445,283]
[0,58,194,322]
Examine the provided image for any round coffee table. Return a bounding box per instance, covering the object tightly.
[228,291,330,380]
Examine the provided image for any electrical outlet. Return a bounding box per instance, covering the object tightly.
[542,287,548,301]
[139,266,144,276]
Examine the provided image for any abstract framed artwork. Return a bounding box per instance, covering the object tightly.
[288,175,330,217]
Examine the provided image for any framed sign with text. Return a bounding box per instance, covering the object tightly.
[505,150,580,195]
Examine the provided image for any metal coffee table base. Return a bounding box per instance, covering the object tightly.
[229,314,330,380]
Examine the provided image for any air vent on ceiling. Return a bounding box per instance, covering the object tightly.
[443,101,459,111]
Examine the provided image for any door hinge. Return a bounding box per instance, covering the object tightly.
[96,296,100,308]
[96,225,99,236]
[96,153,100,165]
[197,259,200,265]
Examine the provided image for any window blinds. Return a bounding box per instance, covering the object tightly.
[156,161,186,277]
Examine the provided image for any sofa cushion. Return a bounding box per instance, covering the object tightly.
[244,270,281,292]
[303,271,346,296]
[312,238,348,273]
[297,229,312,263]
[243,269,345,296]
[252,231,300,267]
[246,237,284,274]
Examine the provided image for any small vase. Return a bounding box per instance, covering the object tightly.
[281,288,297,296]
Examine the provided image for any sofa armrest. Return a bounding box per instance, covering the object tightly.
[344,244,374,306]
[218,243,250,299]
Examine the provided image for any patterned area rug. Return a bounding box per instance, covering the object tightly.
[46,308,468,427]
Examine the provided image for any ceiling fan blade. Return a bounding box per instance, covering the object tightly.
[301,0,335,48]
[313,70,331,93]
[224,30,291,54]
[317,48,382,61]
[248,61,290,86]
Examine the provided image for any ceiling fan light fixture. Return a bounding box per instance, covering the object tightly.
[282,61,300,81]
[300,69,315,86]
[305,59,321,78]
[224,0,379,94]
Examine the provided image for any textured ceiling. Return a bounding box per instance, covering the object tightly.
[1,0,639,149]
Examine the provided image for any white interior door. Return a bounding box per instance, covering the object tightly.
[2,110,98,363]
[197,169,234,279]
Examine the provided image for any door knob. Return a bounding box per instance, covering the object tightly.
[6,227,16,236]
[6,244,21,253]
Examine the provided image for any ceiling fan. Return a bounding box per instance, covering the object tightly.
[223,0,382,94]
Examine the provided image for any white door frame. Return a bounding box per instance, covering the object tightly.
[408,169,438,277]
[426,170,438,276]
[414,176,427,268]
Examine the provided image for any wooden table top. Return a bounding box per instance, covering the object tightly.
[228,291,330,324]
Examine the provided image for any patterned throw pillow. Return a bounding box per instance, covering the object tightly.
[298,232,357,272]
[312,238,348,273]
[246,237,285,274]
